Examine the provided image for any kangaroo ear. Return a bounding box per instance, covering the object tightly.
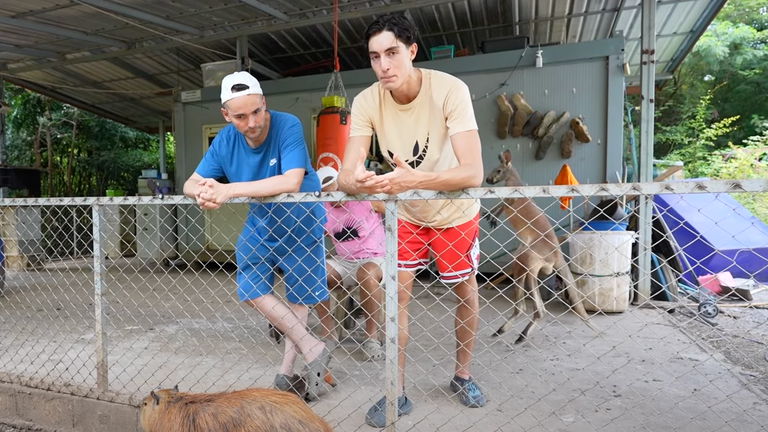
[151,391,160,405]
[502,149,513,164]
[173,384,179,392]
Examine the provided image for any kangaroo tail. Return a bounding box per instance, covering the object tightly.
[556,264,590,321]
[557,264,600,334]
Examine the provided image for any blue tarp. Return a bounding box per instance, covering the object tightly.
[654,192,768,284]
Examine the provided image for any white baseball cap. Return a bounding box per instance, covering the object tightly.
[220,71,263,104]
[317,166,339,188]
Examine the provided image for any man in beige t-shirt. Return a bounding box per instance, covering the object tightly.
[337,13,486,428]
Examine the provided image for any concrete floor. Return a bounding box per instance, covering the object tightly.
[1,258,767,431]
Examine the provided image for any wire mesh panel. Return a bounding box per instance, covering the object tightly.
[0,201,97,396]
[0,180,767,431]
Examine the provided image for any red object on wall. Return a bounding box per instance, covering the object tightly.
[315,106,350,171]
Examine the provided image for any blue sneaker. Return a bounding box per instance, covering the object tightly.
[273,373,307,397]
[365,394,413,428]
[449,375,487,408]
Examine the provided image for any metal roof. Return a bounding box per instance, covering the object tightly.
[0,0,725,133]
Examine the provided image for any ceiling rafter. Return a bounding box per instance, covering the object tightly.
[0,15,127,48]
[0,42,60,59]
[63,66,167,115]
[247,43,284,78]
[248,62,283,80]
[0,0,727,132]
[75,0,203,36]
[239,0,290,21]
[6,0,457,74]
[109,58,175,91]
[2,74,146,129]
[312,23,355,71]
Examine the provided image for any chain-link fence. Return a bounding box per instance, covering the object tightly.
[1,179,768,431]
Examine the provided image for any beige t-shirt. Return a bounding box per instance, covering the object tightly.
[350,69,480,228]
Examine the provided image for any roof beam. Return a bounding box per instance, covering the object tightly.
[1,74,148,130]
[76,0,203,36]
[55,67,168,118]
[248,44,284,78]
[608,0,628,36]
[239,0,290,21]
[236,35,282,80]
[665,0,727,75]
[0,42,59,59]
[0,16,127,48]
[511,0,697,28]
[6,0,457,74]
[109,58,175,90]
[249,62,283,80]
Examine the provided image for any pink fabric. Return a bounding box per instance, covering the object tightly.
[697,271,736,295]
[324,201,385,260]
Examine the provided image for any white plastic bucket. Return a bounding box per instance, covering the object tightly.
[568,231,635,313]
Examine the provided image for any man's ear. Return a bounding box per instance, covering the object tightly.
[409,43,418,61]
[220,106,232,122]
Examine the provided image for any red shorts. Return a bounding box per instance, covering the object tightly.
[397,214,480,284]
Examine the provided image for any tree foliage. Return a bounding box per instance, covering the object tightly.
[664,92,740,178]
[649,0,768,222]
[655,0,767,155]
[703,122,768,223]
[716,0,768,31]
[3,83,174,197]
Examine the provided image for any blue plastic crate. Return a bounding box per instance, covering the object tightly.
[581,220,629,231]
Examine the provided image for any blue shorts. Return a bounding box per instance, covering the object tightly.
[235,225,329,305]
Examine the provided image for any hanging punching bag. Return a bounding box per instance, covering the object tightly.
[315,105,350,171]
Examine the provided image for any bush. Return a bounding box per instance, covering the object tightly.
[704,122,768,223]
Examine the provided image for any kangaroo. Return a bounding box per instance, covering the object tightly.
[484,149,594,343]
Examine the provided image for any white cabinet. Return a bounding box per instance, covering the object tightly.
[103,205,135,260]
[204,204,248,252]
[0,206,43,269]
[136,204,176,261]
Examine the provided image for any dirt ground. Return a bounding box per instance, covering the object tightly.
[1,259,768,431]
[665,289,768,397]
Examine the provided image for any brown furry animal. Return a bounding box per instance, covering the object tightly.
[140,387,333,432]
[484,150,596,343]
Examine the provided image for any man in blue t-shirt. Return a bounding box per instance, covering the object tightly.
[183,71,331,400]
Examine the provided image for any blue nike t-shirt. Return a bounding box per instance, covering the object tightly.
[194,111,325,240]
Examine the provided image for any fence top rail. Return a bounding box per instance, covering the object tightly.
[1,179,765,206]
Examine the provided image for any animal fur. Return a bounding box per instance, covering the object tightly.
[484,149,595,343]
[139,387,333,432]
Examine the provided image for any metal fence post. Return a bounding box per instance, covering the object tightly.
[92,203,109,393]
[384,198,399,431]
[636,0,657,303]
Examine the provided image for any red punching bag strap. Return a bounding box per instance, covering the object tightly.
[323,0,347,107]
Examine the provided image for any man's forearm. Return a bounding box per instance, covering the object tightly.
[183,178,199,199]
[338,136,372,194]
[337,172,360,194]
[414,164,484,191]
[228,173,302,199]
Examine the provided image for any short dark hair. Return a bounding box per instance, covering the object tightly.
[231,83,250,93]
[364,13,418,47]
